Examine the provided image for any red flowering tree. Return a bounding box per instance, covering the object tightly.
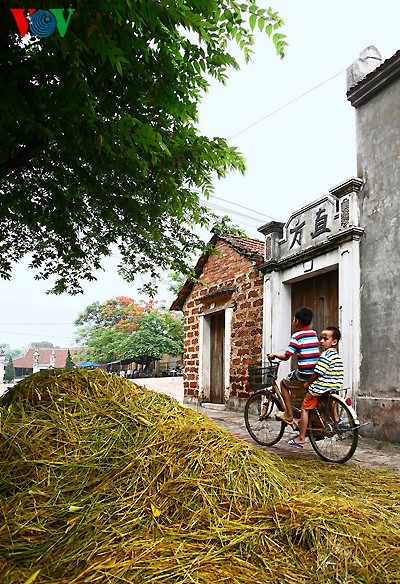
[75,297,183,363]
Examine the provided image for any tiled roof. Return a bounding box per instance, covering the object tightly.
[13,348,79,369]
[170,232,264,311]
[218,233,264,259]
[347,49,400,106]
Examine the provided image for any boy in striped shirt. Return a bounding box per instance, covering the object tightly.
[285,326,344,449]
[268,306,320,425]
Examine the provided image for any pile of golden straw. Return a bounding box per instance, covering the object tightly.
[0,369,399,583]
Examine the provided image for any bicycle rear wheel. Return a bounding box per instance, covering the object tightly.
[244,390,285,446]
[308,394,359,463]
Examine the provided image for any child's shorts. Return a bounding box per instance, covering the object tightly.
[282,371,307,407]
[302,392,319,410]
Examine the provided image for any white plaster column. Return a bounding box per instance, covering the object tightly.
[198,314,206,401]
[0,350,5,383]
[224,307,233,401]
[263,272,291,378]
[33,349,40,373]
[262,275,273,359]
[338,239,362,400]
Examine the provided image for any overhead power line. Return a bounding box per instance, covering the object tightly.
[210,194,278,221]
[228,69,346,140]
[199,198,263,223]
[0,330,73,340]
[0,322,73,326]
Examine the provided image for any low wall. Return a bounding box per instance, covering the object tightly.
[356,397,400,442]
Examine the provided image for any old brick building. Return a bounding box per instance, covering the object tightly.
[171,232,264,407]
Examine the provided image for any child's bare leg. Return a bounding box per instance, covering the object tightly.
[295,408,308,444]
[280,381,294,422]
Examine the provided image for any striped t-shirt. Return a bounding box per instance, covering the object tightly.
[285,327,320,380]
[309,348,344,395]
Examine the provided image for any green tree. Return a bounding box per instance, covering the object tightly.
[168,270,190,297]
[30,342,54,349]
[122,311,184,358]
[4,356,15,382]
[0,2,286,294]
[0,344,23,359]
[65,349,75,369]
[75,297,183,363]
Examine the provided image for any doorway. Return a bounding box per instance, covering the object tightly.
[208,311,225,403]
[291,270,339,335]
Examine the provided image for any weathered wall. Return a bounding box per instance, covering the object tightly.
[352,59,400,440]
[182,240,263,403]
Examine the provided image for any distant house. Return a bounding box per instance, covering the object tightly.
[13,348,79,379]
[171,231,264,407]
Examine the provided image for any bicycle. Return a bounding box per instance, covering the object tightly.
[244,360,360,463]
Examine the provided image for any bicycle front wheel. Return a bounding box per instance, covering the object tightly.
[244,390,285,446]
[309,394,359,463]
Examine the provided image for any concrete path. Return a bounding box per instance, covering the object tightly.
[129,379,400,471]
[188,402,400,473]
[4,377,399,470]
[131,377,184,404]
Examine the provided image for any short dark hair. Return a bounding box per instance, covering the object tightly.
[294,307,313,326]
[326,326,341,341]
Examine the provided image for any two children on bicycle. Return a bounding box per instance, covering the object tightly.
[268,306,320,424]
[268,306,344,449]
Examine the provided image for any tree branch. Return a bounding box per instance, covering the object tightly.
[0,140,47,179]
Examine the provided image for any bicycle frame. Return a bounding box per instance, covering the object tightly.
[244,360,360,463]
[259,363,359,432]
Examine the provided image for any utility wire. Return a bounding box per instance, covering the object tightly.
[0,322,73,326]
[228,69,346,140]
[193,188,279,222]
[199,201,265,231]
[0,329,74,340]
[199,198,264,223]
[210,194,277,221]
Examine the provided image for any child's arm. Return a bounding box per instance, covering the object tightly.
[268,352,290,361]
[304,371,319,390]
[304,353,329,389]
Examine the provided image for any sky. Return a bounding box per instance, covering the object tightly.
[1,0,400,351]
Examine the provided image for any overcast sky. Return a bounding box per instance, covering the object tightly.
[1,0,400,351]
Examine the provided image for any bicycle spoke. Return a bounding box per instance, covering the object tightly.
[309,395,358,463]
[244,391,285,446]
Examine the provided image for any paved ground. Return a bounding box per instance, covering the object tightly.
[129,379,400,471]
[188,402,400,472]
[130,377,184,403]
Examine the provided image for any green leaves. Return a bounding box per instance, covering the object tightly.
[249,13,257,31]
[75,298,184,363]
[0,0,286,294]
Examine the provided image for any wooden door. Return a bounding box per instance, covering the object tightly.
[209,311,225,404]
[291,270,339,335]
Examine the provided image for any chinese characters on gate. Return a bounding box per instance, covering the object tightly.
[289,208,331,250]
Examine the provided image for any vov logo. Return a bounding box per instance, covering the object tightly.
[10,8,75,38]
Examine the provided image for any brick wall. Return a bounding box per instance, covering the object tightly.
[182,240,263,401]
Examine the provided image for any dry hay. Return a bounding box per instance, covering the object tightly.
[0,369,399,583]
